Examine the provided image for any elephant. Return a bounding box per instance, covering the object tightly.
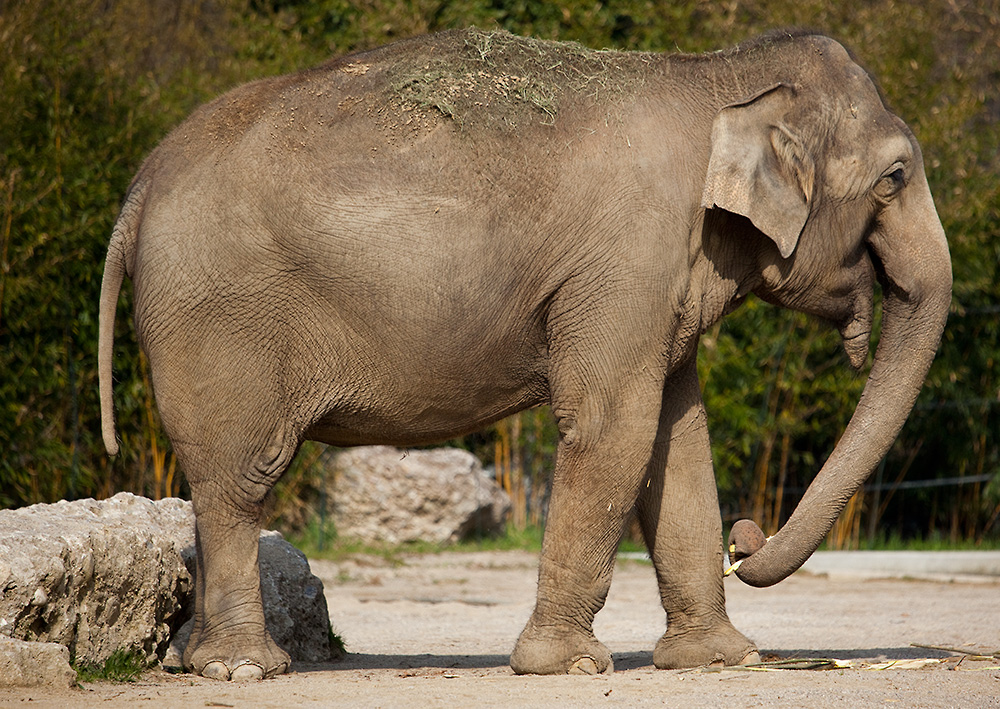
[98,28,951,680]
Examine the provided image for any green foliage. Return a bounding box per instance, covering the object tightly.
[287,520,654,562]
[328,624,347,658]
[700,302,864,528]
[74,648,147,684]
[2,0,997,546]
[283,512,539,562]
[1,1,157,505]
[851,531,1000,552]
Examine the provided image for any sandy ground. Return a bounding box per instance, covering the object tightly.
[4,551,999,708]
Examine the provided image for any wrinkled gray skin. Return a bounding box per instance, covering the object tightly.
[99,29,951,680]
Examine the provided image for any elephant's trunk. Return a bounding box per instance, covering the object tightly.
[730,167,952,588]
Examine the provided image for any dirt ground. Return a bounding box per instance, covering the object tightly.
[5,551,999,708]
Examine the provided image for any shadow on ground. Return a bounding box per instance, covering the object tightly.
[290,644,956,675]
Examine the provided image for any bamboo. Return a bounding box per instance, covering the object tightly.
[0,170,16,333]
[829,489,864,550]
[769,430,790,535]
[511,413,525,529]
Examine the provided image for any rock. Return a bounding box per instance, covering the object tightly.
[0,636,76,688]
[163,530,338,669]
[329,446,511,544]
[256,531,336,662]
[0,492,336,681]
[0,493,193,667]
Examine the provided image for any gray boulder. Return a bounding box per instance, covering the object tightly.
[0,492,336,682]
[329,446,511,544]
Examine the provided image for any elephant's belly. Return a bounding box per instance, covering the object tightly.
[303,381,547,448]
[298,294,551,446]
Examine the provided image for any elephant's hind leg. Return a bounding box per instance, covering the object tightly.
[636,357,758,669]
[172,417,299,680]
[137,257,310,679]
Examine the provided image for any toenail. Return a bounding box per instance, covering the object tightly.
[230,662,265,682]
[201,661,231,681]
[568,656,599,675]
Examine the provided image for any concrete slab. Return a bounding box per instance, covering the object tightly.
[618,550,1000,582]
[800,550,1000,582]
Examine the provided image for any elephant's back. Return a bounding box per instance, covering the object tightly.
[150,27,655,168]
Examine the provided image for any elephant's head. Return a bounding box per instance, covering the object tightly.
[700,37,952,586]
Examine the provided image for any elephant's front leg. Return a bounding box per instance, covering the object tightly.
[183,480,291,681]
[636,356,759,668]
[510,367,665,675]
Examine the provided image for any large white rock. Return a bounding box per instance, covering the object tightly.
[0,492,336,684]
[0,493,192,667]
[329,447,511,544]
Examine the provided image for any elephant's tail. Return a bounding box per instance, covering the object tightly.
[99,175,147,457]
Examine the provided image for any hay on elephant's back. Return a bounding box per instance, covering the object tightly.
[385,28,655,131]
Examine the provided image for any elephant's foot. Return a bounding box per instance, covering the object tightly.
[185,630,291,681]
[510,622,614,675]
[653,622,758,669]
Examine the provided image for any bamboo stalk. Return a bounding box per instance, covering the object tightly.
[769,430,790,535]
[911,642,1000,659]
[829,489,863,550]
[0,170,16,333]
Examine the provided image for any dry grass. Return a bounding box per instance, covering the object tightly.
[389,28,654,130]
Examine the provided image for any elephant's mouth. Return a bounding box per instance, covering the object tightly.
[838,254,876,371]
[839,321,871,370]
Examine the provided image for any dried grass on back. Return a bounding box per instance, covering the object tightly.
[388,28,655,131]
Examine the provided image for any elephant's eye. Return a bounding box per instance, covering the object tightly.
[874,167,905,199]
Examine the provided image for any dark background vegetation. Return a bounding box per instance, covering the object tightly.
[2,0,998,547]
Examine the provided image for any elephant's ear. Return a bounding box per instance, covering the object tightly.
[701,84,815,259]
